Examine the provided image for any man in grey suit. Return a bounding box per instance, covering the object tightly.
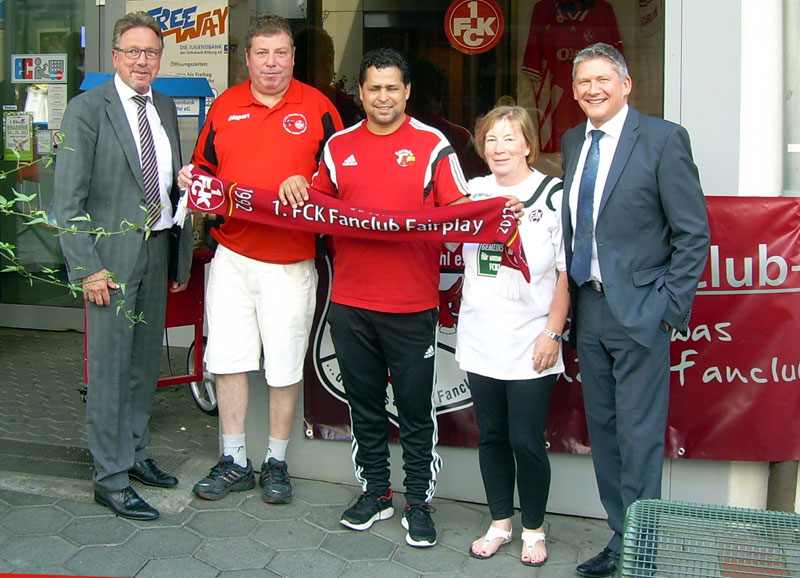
[561,43,709,577]
[53,11,192,520]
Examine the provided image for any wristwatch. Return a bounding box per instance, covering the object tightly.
[543,328,562,342]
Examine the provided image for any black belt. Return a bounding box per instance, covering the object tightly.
[586,280,603,293]
[147,228,168,238]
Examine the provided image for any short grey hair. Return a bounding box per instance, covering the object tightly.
[112,11,164,50]
[572,43,628,81]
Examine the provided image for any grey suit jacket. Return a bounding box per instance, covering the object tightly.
[53,79,192,286]
[561,107,710,348]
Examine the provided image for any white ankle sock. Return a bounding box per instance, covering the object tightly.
[266,436,288,463]
[222,434,247,467]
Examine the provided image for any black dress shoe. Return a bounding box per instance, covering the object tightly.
[576,548,618,577]
[129,458,178,488]
[94,486,159,520]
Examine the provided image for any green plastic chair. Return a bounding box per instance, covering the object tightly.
[622,499,800,577]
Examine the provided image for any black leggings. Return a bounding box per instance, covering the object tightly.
[468,372,556,529]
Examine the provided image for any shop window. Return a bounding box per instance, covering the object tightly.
[0,0,85,308]
[311,0,664,177]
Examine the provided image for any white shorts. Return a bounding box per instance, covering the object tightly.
[204,244,318,386]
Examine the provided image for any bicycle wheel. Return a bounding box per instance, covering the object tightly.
[187,338,218,416]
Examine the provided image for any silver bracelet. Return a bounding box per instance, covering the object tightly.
[542,328,562,342]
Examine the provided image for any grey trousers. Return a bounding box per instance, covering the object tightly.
[85,233,169,491]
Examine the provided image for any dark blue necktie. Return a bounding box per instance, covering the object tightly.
[570,129,604,286]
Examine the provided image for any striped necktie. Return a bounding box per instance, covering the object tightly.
[570,129,604,286]
[131,94,161,229]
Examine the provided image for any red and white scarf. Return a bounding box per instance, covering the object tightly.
[187,168,530,281]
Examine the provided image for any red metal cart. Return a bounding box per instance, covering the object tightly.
[82,251,216,414]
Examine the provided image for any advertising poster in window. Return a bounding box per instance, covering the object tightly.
[127,0,229,107]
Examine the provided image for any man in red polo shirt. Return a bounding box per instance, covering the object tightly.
[178,14,342,505]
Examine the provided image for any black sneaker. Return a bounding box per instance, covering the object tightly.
[259,457,292,504]
[340,490,394,531]
[193,456,255,500]
[401,503,437,547]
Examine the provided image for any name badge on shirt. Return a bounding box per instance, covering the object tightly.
[477,243,504,277]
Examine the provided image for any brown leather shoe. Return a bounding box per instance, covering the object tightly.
[94,486,159,520]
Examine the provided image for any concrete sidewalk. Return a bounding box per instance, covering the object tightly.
[0,328,611,577]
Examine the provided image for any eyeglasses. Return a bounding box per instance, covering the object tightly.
[115,47,163,60]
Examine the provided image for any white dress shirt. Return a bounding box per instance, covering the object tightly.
[114,74,174,231]
[568,104,629,283]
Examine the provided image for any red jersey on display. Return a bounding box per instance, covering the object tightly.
[191,78,342,263]
[312,116,469,313]
[521,0,621,153]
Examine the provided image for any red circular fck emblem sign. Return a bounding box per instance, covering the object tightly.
[445,0,505,55]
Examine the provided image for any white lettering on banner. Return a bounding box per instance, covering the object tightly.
[672,350,800,386]
[266,199,489,236]
[699,243,800,292]
[559,318,794,388]
[667,319,800,386]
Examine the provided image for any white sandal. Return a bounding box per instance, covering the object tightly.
[469,525,513,559]
[521,530,548,567]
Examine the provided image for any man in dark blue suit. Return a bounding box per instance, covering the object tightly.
[561,43,709,577]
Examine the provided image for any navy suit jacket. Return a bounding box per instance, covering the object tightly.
[561,107,710,348]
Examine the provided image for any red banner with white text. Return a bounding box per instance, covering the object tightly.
[303,197,800,461]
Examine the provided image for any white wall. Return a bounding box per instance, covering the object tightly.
[672,0,742,197]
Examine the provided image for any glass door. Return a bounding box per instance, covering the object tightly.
[0,0,87,328]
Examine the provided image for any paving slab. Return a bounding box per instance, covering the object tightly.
[126,526,204,558]
[59,514,138,545]
[0,503,72,535]
[338,559,421,578]
[195,536,276,570]
[187,509,260,538]
[136,555,219,578]
[305,503,354,532]
[267,548,347,578]
[321,530,397,561]
[393,542,468,574]
[0,534,80,568]
[251,518,327,550]
[293,478,358,505]
[218,568,282,577]
[64,544,148,577]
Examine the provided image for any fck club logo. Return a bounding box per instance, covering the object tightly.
[313,256,474,427]
[395,149,416,167]
[189,174,225,211]
[283,113,308,135]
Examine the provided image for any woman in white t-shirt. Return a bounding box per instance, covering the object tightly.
[456,106,568,567]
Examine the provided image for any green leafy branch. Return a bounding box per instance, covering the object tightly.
[0,153,151,326]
